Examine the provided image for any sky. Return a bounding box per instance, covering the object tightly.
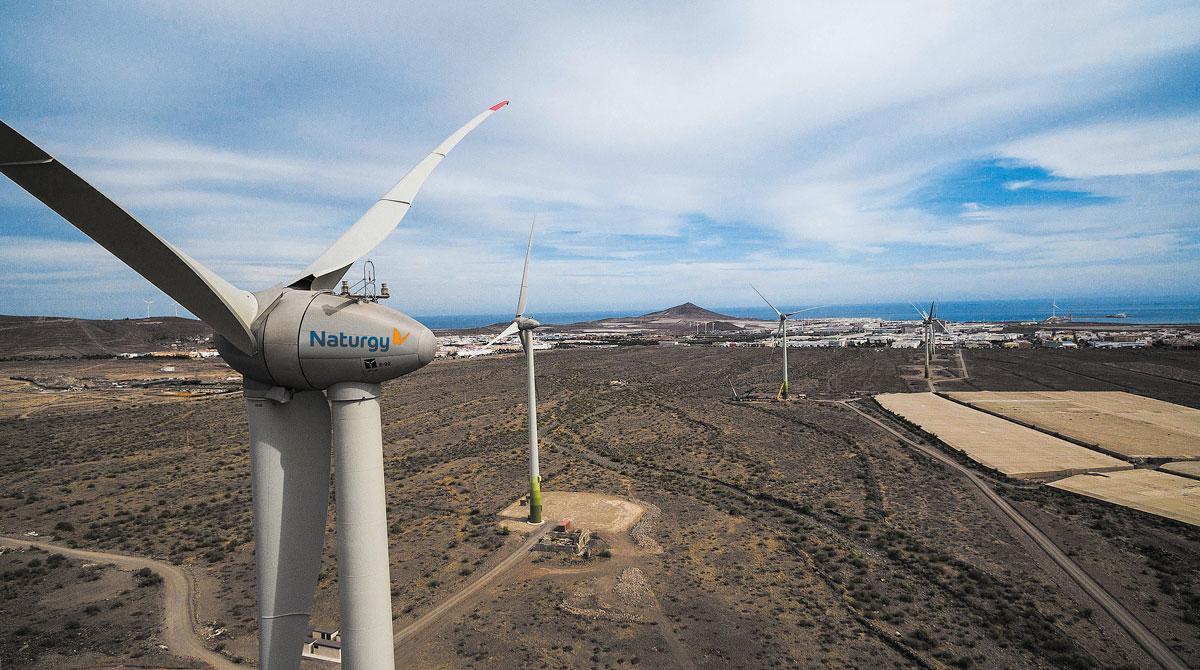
[1,2,1199,318]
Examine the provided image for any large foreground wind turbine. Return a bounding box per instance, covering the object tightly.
[0,100,508,670]
[751,286,821,400]
[483,222,545,524]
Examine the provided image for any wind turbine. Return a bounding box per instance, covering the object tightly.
[143,299,153,319]
[482,222,544,524]
[911,302,946,379]
[751,286,821,400]
[0,100,508,670]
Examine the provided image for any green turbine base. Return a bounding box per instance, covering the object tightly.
[528,475,543,524]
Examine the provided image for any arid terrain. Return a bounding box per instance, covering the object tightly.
[0,315,212,359]
[0,541,192,668]
[1,345,1199,668]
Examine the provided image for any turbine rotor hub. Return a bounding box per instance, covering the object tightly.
[516,316,540,331]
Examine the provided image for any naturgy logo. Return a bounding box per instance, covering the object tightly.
[309,328,410,352]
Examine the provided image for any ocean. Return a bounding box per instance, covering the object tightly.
[415,296,1200,330]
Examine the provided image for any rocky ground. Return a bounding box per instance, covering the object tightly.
[0,346,1197,668]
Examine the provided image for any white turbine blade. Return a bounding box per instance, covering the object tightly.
[246,389,331,669]
[515,219,535,317]
[327,384,394,669]
[484,320,521,348]
[910,302,928,321]
[0,121,258,353]
[520,327,534,355]
[751,284,782,317]
[293,101,509,291]
[784,304,828,317]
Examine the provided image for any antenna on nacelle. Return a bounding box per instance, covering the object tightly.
[340,260,388,302]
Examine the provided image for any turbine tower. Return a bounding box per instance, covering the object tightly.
[751,286,820,400]
[483,221,544,524]
[0,100,508,670]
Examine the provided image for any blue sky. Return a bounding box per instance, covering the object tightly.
[1,2,1199,318]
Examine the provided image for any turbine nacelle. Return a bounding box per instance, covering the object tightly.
[516,316,541,331]
[216,287,436,391]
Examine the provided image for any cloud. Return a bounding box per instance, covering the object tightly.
[1001,115,1200,178]
[1,2,1199,318]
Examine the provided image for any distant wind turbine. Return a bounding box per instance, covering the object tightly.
[143,299,153,319]
[752,286,822,400]
[912,302,947,379]
[484,221,545,523]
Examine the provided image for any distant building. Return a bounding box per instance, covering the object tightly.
[891,340,922,349]
[303,629,341,663]
[533,519,592,556]
[1091,340,1148,349]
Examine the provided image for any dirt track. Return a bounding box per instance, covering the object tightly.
[0,535,234,670]
[393,523,550,651]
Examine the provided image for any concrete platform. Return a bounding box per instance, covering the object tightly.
[946,391,1200,460]
[876,392,1132,479]
[497,491,644,533]
[1050,469,1200,527]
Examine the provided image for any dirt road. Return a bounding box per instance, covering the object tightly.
[392,522,551,652]
[841,400,1188,670]
[0,535,235,670]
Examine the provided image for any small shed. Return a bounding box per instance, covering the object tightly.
[302,629,342,664]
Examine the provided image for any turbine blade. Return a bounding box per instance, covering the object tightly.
[484,320,521,348]
[246,388,331,669]
[291,101,509,291]
[515,219,535,317]
[520,327,533,355]
[910,302,928,321]
[0,121,258,353]
[327,385,394,667]
[784,304,828,317]
[751,284,783,317]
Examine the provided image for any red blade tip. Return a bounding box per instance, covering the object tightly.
[489,100,510,111]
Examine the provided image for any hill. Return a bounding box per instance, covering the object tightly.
[0,315,213,359]
[584,302,762,334]
[634,302,737,321]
